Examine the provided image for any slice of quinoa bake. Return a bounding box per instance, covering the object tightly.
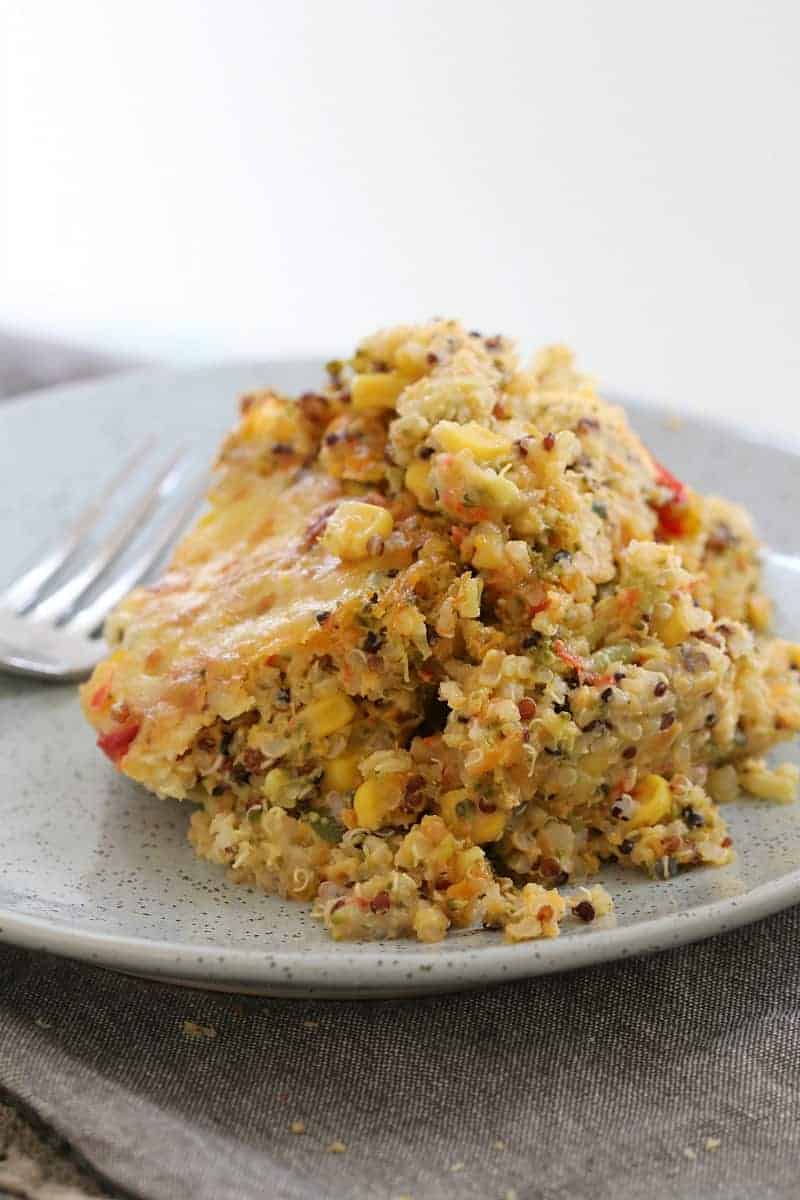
[80,321,800,943]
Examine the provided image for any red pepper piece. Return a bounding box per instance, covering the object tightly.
[89,680,112,710]
[651,458,691,538]
[97,720,140,765]
[553,639,611,686]
[652,459,687,505]
[656,503,689,539]
[553,639,587,677]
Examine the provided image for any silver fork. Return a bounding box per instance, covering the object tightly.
[0,443,206,681]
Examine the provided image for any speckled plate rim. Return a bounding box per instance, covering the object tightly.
[2,365,800,998]
[0,870,797,998]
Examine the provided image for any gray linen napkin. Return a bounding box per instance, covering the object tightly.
[2,336,800,1200]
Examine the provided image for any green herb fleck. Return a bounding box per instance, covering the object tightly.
[308,813,343,844]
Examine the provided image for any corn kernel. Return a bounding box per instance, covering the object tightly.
[471,809,506,844]
[455,575,482,619]
[350,372,406,412]
[432,421,512,463]
[471,525,506,570]
[627,774,672,829]
[302,693,357,738]
[659,498,702,539]
[439,788,505,844]
[446,878,476,902]
[263,767,292,804]
[322,501,394,560]
[354,776,398,829]
[239,396,294,444]
[405,460,437,509]
[439,789,468,822]
[679,501,702,538]
[476,468,522,512]
[652,604,689,648]
[324,752,362,793]
[390,347,421,378]
[747,593,772,633]
[412,902,449,942]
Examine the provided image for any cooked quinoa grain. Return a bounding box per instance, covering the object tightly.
[80,320,800,944]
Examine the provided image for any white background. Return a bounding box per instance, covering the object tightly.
[2,1,799,432]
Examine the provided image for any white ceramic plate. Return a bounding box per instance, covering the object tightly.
[1,364,799,998]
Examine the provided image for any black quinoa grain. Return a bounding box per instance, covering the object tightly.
[654,680,668,697]
[543,432,556,451]
[622,746,637,760]
[660,711,676,731]
[574,900,596,922]
[619,838,635,855]
[601,687,613,702]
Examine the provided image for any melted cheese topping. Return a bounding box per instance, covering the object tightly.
[91,467,385,786]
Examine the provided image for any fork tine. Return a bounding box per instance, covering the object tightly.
[65,477,207,636]
[28,448,189,625]
[1,437,156,612]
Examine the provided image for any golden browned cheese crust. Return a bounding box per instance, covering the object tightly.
[81,321,800,943]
